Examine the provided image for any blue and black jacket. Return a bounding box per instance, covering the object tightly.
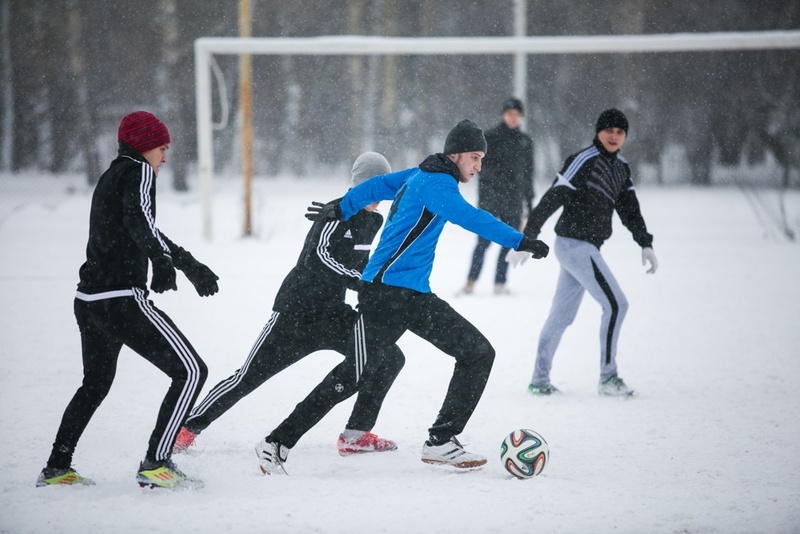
[339,154,524,294]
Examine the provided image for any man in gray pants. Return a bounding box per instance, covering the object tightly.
[512,109,658,397]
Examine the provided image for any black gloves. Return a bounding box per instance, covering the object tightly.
[151,251,219,296]
[305,201,342,222]
[183,261,220,297]
[150,254,177,293]
[517,236,550,259]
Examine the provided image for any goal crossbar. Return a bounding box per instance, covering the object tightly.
[194,30,800,238]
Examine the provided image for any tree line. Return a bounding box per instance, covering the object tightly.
[2,0,798,189]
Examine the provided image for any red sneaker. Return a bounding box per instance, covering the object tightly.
[173,427,196,453]
[337,432,397,456]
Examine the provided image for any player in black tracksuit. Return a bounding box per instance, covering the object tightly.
[179,153,404,461]
[521,109,657,397]
[463,98,534,294]
[37,111,219,489]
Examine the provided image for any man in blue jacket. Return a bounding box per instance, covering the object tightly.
[295,119,549,470]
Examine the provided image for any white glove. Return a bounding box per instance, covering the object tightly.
[506,249,531,268]
[642,247,658,274]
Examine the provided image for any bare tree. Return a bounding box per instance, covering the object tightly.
[66,0,100,184]
[1,0,13,172]
[158,0,189,191]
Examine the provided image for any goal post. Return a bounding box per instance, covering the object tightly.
[194,30,800,239]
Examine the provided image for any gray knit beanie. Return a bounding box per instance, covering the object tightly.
[351,152,392,186]
[443,119,487,155]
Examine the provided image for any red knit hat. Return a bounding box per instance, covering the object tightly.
[118,111,170,154]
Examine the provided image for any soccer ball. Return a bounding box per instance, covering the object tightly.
[500,429,548,479]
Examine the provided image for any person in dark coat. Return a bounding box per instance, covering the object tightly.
[37,111,218,489]
[462,97,535,295]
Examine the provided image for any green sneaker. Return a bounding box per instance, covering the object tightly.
[36,467,95,487]
[528,383,560,396]
[137,459,203,489]
[598,375,635,397]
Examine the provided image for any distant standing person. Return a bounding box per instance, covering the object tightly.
[36,111,219,489]
[462,97,534,295]
[299,119,549,472]
[174,153,404,473]
[519,108,657,397]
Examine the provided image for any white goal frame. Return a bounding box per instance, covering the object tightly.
[194,30,800,239]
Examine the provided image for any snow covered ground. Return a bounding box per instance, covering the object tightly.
[1,174,799,533]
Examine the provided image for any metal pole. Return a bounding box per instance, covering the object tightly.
[513,0,527,106]
[239,0,254,237]
[194,41,214,240]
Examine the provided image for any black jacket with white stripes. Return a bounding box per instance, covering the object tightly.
[272,197,383,317]
[523,138,653,249]
[77,142,194,294]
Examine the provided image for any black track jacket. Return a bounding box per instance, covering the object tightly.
[77,143,195,295]
[523,138,653,249]
[272,197,383,317]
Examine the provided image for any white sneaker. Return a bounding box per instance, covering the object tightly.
[458,279,476,296]
[494,283,510,295]
[255,439,289,475]
[421,436,486,468]
[598,375,635,397]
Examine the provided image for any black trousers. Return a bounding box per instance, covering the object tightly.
[271,283,495,447]
[47,290,207,468]
[188,305,405,448]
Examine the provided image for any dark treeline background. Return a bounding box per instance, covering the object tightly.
[2,0,799,190]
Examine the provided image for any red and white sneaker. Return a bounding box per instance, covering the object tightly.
[173,427,196,453]
[337,432,397,456]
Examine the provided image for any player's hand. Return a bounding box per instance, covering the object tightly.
[305,201,342,222]
[150,254,177,293]
[642,247,658,274]
[506,250,531,267]
[516,235,549,259]
[183,261,219,297]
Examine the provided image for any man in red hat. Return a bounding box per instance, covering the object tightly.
[36,111,219,489]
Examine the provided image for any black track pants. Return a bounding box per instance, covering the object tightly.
[267,341,405,448]
[187,306,402,442]
[47,290,207,468]
[271,283,495,447]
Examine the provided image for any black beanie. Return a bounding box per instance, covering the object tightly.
[502,97,524,115]
[595,108,629,134]
[443,119,487,155]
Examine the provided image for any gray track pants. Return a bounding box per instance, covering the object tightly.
[531,237,628,386]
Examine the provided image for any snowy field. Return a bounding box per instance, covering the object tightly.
[1,173,799,534]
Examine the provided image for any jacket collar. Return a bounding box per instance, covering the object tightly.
[117,141,147,162]
[418,153,460,182]
[593,137,619,159]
